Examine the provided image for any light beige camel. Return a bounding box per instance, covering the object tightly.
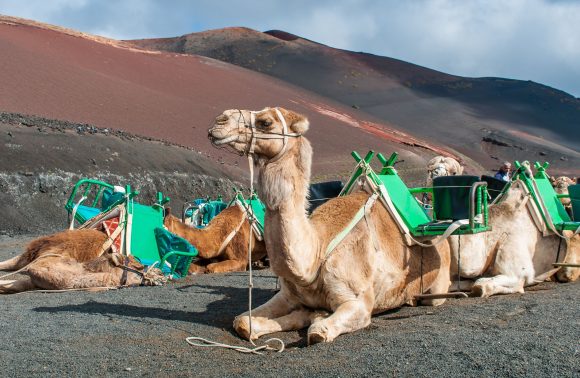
[426,155,464,186]
[448,181,579,297]
[163,206,267,274]
[550,176,575,207]
[0,229,165,294]
[208,107,451,344]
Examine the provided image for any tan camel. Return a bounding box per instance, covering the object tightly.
[448,181,580,297]
[550,176,575,207]
[208,107,451,344]
[163,206,267,274]
[0,229,165,294]
[426,155,464,186]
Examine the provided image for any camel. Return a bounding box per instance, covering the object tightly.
[448,181,580,298]
[0,229,165,294]
[426,155,463,186]
[550,176,575,208]
[163,206,267,273]
[208,107,451,344]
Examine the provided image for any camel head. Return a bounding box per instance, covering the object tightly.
[208,107,309,162]
[550,176,574,194]
[163,207,181,233]
[108,252,167,286]
[429,163,449,180]
[426,156,463,185]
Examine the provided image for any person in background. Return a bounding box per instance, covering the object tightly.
[494,161,512,182]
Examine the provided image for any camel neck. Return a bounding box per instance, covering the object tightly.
[258,138,320,285]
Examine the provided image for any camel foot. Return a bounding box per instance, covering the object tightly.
[233,315,257,341]
[307,323,333,345]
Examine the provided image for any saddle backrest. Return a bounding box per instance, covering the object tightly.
[568,185,580,221]
[376,173,431,231]
[433,175,480,221]
[129,203,165,264]
[481,175,508,202]
[308,180,344,214]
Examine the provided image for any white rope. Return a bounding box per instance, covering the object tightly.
[185,337,284,355]
[69,196,87,230]
[185,154,284,355]
[0,253,63,279]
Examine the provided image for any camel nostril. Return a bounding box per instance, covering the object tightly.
[215,114,228,125]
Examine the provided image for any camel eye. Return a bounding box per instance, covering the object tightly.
[258,120,272,128]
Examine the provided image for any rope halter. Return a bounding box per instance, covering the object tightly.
[234,108,302,163]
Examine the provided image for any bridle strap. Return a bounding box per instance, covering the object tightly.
[269,108,289,163]
[242,108,301,163]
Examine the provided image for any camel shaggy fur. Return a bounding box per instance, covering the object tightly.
[208,107,451,344]
[448,181,580,298]
[426,155,464,186]
[0,229,163,294]
[163,206,267,274]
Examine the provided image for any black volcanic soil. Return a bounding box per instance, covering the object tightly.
[1,235,578,377]
[0,111,243,235]
[131,27,580,176]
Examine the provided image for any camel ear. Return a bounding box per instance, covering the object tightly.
[550,176,556,184]
[164,207,171,218]
[109,252,123,267]
[281,109,309,134]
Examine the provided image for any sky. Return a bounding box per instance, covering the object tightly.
[1,0,579,97]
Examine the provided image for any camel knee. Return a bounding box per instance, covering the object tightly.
[0,278,35,294]
[472,276,524,298]
[556,267,580,282]
[206,259,247,273]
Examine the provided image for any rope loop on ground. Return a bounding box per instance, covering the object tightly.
[185,337,284,355]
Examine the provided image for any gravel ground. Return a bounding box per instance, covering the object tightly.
[1,235,578,377]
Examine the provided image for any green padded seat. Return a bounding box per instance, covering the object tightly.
[568,185,580,222]
[376,174,431,232]
[154,227,198,278]
[433,176,480,221]
[129,203,165,263]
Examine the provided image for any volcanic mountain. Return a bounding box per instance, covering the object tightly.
[0,15,462,178]
[1,15,471,233]
[131,27,580,175]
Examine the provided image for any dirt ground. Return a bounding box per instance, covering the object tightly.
[0,235,578,377]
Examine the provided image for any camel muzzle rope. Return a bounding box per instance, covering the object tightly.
[188,109,299,354]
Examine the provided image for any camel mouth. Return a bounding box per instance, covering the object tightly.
[210,134,239,146]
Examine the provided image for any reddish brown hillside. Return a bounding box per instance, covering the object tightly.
[131,27,580,175]
[0,16,460,179]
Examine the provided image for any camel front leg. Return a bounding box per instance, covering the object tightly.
[0,278,35,294]
[450,279,475,292]
[471,275,525,298]
[307,299,372,345]
[235,308,327,340]
[206,259,247,273]
[234,290,304,340]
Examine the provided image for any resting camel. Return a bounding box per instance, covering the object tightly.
[208,107,451,344]
[163,206,267,273]
[426,155,463,186]
[448,181,580,298]
[550,176,576,208]
[0,229,165,294]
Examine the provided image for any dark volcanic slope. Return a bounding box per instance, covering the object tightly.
[0,16,458,179]
[0,111,241,235]
[131,28,580,175]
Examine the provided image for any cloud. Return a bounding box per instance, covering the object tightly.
[0,0,579,96]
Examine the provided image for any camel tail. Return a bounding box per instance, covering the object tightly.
[0,254,28,271]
